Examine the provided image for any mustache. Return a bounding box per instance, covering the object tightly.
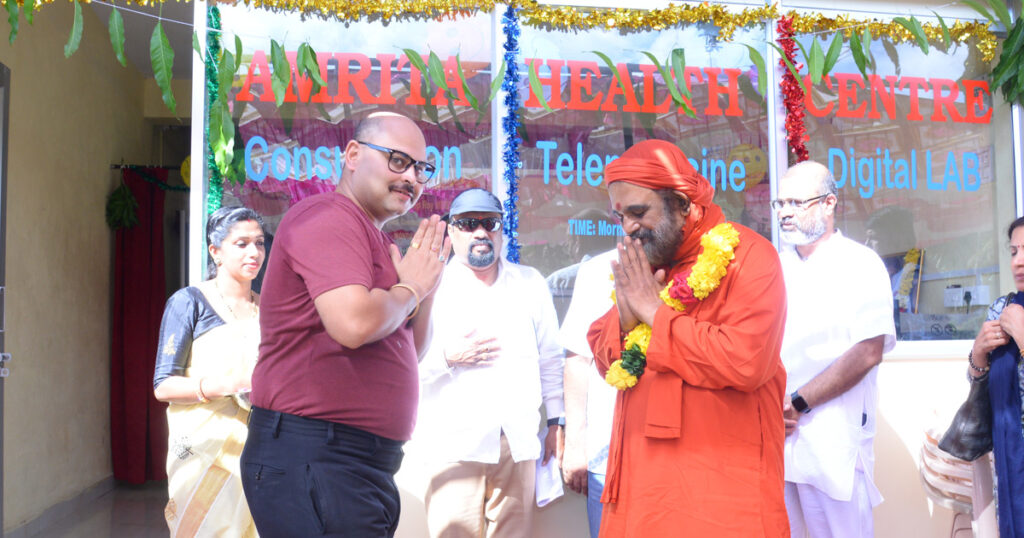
[470,238,494,250]
[390,183,415,196]
[629,229,654,243]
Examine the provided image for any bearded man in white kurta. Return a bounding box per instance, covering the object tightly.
[413,188,564,538]
[775,162,896,538]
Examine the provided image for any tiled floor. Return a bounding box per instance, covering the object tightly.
[34,481,168,537]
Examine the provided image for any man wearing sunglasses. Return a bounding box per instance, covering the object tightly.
[242,111,450,537]
[414,188,565,538]
[775,161,895,538]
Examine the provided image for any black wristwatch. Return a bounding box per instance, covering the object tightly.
[547,416,565,427]
[791,391,812,414]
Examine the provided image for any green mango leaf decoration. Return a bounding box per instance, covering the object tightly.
[234,35,243,69]
[590,50,629,100]
[427,51,450,94]
[671,48,691,100]
[150,21,176,115]
[64,0,82,58]
[5,0,19,46]
[192,30,202,58]
[769,42,809,96]
[455,53,480,111]
[808,37,824,84]
[932,11,952,49]
[109,7,126,67]
[985,0,1013,29]
[993,18,1024,90]
[641,50,683,105]
[894,16,929,54]
[849,30,869,81]
[862,26,875,71]
[962,0,996,26]
[270,39,291,107]
[485,59,506,108]
[822,33,842,76]
[741,44,767,101]
[22,0,32,25]
[527,59,553,112]
[105,182,139,230]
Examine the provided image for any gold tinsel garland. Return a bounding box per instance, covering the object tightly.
[19,0,997,60]
[787,11,996,62]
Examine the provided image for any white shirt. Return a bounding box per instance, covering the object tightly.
[558,249,618,474]
[415,259,565,464]
[780,231,896,503]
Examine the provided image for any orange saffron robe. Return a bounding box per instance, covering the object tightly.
[588,223,789,537]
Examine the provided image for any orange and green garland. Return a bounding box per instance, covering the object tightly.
[606,222,740,391]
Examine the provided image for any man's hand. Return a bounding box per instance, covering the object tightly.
[561,435,588,494]
[612,237,666,328]
[543,424,562,465]
[442,329,499,368]
[782,392,799,437]
[391,215,451,298]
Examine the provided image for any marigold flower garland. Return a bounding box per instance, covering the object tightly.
[606,223,740,390]
[896,248,921,312]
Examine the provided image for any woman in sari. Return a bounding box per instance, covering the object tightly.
[153,206,266,537]
[969,215,1024,536]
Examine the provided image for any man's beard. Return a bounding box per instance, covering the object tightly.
[629,215,683,267]
[467,238,496,267]
[780,213,827,246]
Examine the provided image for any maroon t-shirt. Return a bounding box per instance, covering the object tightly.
[251,192,418,441]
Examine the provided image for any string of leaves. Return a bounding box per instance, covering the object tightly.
[962,0,1024,106]
[401,48,506,130]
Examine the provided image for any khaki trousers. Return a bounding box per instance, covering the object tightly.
[424,435,535,538]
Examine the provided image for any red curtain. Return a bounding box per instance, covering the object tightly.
[110,167,169,483]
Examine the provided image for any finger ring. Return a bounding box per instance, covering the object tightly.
[431,245,439,252]
[439,254,446,262]
[411,242,420,249]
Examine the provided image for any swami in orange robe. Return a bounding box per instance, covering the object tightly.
[587,140,789,537]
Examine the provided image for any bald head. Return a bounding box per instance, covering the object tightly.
[352,112,427,157]
[782,161,837,197]
[337,111,429,228]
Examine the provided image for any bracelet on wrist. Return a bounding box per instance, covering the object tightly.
[968,350,990,374]
[391,283,421,320]
[196,377,210,403]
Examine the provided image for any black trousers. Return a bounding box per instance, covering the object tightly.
[241,406,405,537]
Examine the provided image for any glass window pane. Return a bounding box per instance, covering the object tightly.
[516,23,771,321]
[798,33,1013,340]
[216,6,495,247]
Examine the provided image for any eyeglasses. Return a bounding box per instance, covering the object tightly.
[770,194,830,211]
[357,141,437,183]
[451,217,503,232]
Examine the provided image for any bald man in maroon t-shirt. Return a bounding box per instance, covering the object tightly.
[241,111,451,537]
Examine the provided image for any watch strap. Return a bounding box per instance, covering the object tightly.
[791,391,811,414]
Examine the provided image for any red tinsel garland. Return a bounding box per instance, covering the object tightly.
[776,16,809,162]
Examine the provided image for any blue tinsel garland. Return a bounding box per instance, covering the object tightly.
[500,4,522,263]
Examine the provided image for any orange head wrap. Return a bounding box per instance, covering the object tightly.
[604,139,715,208]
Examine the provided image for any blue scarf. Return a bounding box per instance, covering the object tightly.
[989,291,1024,536]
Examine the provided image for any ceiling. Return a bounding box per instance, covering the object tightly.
[88,1,194,79]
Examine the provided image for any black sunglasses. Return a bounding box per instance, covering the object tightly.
[357,140,437,183]
[451,217,502,232]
